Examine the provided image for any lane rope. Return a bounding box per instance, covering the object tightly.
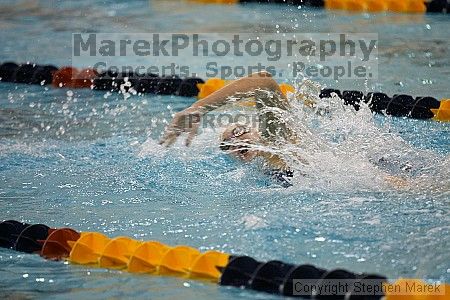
[1,61,449,121]
[190,0,450,14]
[0,220,448,299]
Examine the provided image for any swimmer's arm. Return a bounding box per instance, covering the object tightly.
[191,71,288,113]
[160,71,289,147]
[191,71,293,142]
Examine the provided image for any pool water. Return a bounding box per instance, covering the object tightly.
[0,1,449,299]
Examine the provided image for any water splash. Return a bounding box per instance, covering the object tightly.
[140,78,449,195]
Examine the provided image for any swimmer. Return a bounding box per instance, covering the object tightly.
[159,71,297,175]
[159,71,410,188]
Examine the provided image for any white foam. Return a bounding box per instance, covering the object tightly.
[138,78,449,194]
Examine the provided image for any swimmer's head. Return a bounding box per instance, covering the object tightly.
[219,124,260,161]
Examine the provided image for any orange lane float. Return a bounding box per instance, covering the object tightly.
[68,232,110,265]
[98,237,142,269]
[324,0,427,13]
[196,78,226,99]
[431,99,450,122]
[127,241,171,273]
[158,245,201,276]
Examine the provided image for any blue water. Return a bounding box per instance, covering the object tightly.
[0,1,449,299]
